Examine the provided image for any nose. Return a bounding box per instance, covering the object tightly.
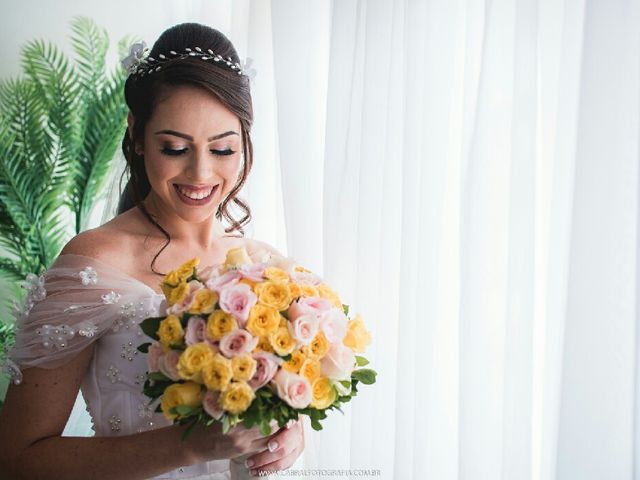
[185,146,215,182]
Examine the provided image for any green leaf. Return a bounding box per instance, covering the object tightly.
[222,414,230,434]
[352,369,377,385]
[175,405,195,417]
[355,356,369,367]
[140,316,164,341]
[137,342,151,353]
[147,372,171,382]
[180,418,198,442]
[342,304,350,316]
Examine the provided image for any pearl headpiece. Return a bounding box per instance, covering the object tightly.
[120,41,256,81]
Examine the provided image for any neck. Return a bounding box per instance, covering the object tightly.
[141,191,229,250]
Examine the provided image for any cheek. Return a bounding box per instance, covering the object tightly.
[218,157,243,189]
[144,155,179,188]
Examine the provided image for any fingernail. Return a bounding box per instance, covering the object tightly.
[245,459,255,468]
[268,440,279,452]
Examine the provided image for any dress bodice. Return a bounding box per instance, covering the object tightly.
[6,253,231,479]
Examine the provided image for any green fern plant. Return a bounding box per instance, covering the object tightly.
[0,17,135,358]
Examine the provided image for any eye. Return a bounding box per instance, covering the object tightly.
[211,149,236,156]
[161,147,187,156]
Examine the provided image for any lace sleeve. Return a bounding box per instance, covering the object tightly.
[3,254,154,385]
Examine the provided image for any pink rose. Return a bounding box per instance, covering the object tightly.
[288,313,319,346]
[249,351,282,390]
[158,349,181,381]
[319,308,348,344]
[219,283,257,326]
[290,270,322,286]
[238,263,267,282]
[320,343,356,381]
[205,270,241,293]
[185,316,207,346]
[288,297,332,321]
[167,280,204,315]
[269,255,297,274]
[203,390,224,420]
[198,264,221,283]
[219,329,258,358]
[147,342,163,372]
[272,368,312,409]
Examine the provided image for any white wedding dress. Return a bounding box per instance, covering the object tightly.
[5,252,315,479]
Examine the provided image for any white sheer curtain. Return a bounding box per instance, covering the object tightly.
[270,1,640,480]
[49,0,640,478]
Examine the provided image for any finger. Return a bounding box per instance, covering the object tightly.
[245,421,303,469]
[249,445,302,476]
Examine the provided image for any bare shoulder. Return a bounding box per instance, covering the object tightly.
[58,212,136,264]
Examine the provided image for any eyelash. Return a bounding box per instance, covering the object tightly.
[160,148,236,157]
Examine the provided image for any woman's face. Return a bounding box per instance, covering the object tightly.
[135,84,243,224]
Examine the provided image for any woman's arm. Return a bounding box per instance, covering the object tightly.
[0,343,272,480]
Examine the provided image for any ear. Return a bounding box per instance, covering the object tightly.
[127,112,143,155]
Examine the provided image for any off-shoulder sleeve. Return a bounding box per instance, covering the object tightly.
[3,254,158,385]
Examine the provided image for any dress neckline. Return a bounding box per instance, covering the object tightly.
[55,253,190,297]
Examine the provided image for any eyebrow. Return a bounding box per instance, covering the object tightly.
[154,129,239,142]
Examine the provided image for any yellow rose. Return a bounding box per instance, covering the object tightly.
[157,315,184,348]
[162,270,181,287]
[269,326,296,356]
[317,284,342,308]
[207,310,238,340]
[299,284,319,298]
[343,314,372,353]
[220,381,255,415]
[295,265,312,273]
[176,257,200,281]
[223,247,253,271]
[246,304,280,337]
[160,381,204,420]
[263,267,290,283]
[240,278,258,291]
[283,350,306,373]
[177,342,215,383]
[303,331,330,359]
[202,353,234,391]
[189,289,219,315]
[255,281,292,311]
[299,358,321,384]
[309,377,337,409]
[231,354,257,382]
[256,335,274,353]
[167,282,190,306]
[288,283,303,299]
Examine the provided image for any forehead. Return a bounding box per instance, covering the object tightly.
[148,84,240,134]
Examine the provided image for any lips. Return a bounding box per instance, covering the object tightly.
[173,183,218,204]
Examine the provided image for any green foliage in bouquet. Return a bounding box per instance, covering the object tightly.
[0,17,136,399]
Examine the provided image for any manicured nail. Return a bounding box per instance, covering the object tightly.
[245,458,255,468]
[268,440,279,452]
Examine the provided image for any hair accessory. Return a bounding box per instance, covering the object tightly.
[120,40,256,81]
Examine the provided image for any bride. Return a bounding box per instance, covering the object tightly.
[0,22,305,479]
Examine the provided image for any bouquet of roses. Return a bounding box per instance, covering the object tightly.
[138,246,376,440]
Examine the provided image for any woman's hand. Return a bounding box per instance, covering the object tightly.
[184,419,279,463]
[242,420,305,476]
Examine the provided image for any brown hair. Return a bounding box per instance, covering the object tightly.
[116,23,253,276]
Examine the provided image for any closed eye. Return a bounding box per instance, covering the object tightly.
[160,148,236,157]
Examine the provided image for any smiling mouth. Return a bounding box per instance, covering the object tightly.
[173,184,218,201]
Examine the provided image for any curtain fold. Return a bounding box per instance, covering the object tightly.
[9,0,637,478]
